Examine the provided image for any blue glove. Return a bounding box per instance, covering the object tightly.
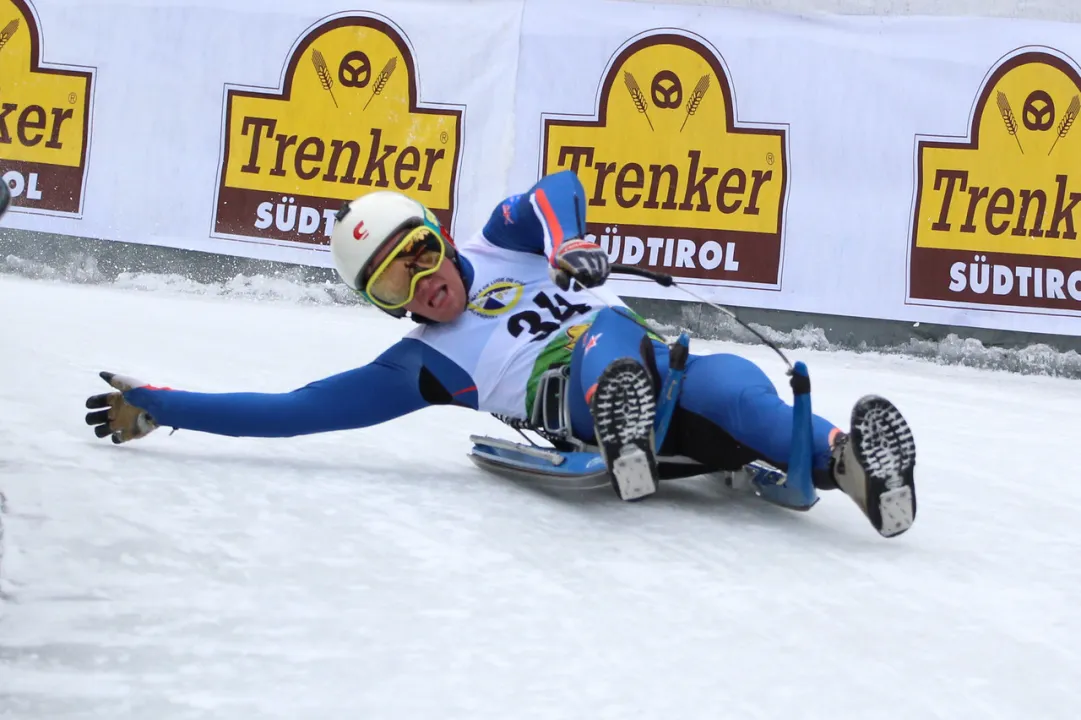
[548,239,610,291]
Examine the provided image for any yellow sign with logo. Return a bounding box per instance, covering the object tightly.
[0,0,93,215]
[910,48,1081,313]
[213,14,463,246]
[542,30,788,286]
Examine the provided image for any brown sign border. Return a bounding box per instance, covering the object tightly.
[3,0,94,217]
[539,28,790,288]
[210,12,465,247]
[907,46,1081,316]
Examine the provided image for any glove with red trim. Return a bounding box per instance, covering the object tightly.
[85,372,160,444]
[548,239,610,291]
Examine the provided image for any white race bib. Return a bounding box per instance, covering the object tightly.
[408,232,627,418]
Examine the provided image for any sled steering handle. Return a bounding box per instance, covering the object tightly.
[612,264,675,286]
[609,262,796,375]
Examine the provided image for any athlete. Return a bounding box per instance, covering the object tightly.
[83,170,918,537]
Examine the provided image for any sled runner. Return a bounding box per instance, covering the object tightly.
[468,332,820,511]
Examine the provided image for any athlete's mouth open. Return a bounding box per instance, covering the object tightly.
[428,284,449,309]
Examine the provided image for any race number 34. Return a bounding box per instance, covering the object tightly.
[507,291,591,342]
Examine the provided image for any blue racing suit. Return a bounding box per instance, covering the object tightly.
[123,170,839,482]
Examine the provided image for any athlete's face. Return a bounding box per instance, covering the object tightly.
[404,252,467,323]
[368,228,467,323]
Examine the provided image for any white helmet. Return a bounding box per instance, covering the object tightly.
[331,190,429,292]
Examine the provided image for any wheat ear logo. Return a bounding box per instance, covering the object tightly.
[212,12,464,248]
[995,91,1024,153]
[1048,95,1078,156]
[909,47,1081,316]
[0,0,94,216]
[622,71,653,131]
[541,29,789,289]
[0,17,19,51]
[680,74,709,132]
[310,49,338,108]
[365,56,396,110]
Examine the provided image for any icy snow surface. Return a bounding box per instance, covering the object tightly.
[1,274,1079,719]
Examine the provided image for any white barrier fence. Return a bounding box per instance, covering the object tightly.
[2,0,1080,337]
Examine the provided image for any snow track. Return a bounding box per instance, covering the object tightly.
[1,275,1078,719]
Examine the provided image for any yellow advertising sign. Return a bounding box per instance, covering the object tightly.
[213,14,463,245]
[910,48,1081,314]
[0,0,93,215]
[542,30,788,286]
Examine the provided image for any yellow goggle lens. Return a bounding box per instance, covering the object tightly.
[363,225,446,310]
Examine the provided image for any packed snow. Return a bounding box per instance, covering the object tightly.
[1,273,1078,719]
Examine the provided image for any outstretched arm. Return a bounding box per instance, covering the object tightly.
[86,339,478,441]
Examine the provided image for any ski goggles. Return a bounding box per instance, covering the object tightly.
[361,220,448,310]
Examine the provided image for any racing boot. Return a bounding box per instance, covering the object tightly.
[591,357,659,501]
[830,395,917,538]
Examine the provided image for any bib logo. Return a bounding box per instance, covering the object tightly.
[0,0,93,216]
[212,13,463,247]
[468,279,524,317]
[542,30,788,288]
[909,47,1081,316]
[563,322,588,350]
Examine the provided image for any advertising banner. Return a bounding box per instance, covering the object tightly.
[1,0,521,266]
[909,47,1081,319]
[540,29,789,291]
[0,0,93,217]
[211,13,465,252]
[510,0,1081,336]
[3,0,1081,337]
